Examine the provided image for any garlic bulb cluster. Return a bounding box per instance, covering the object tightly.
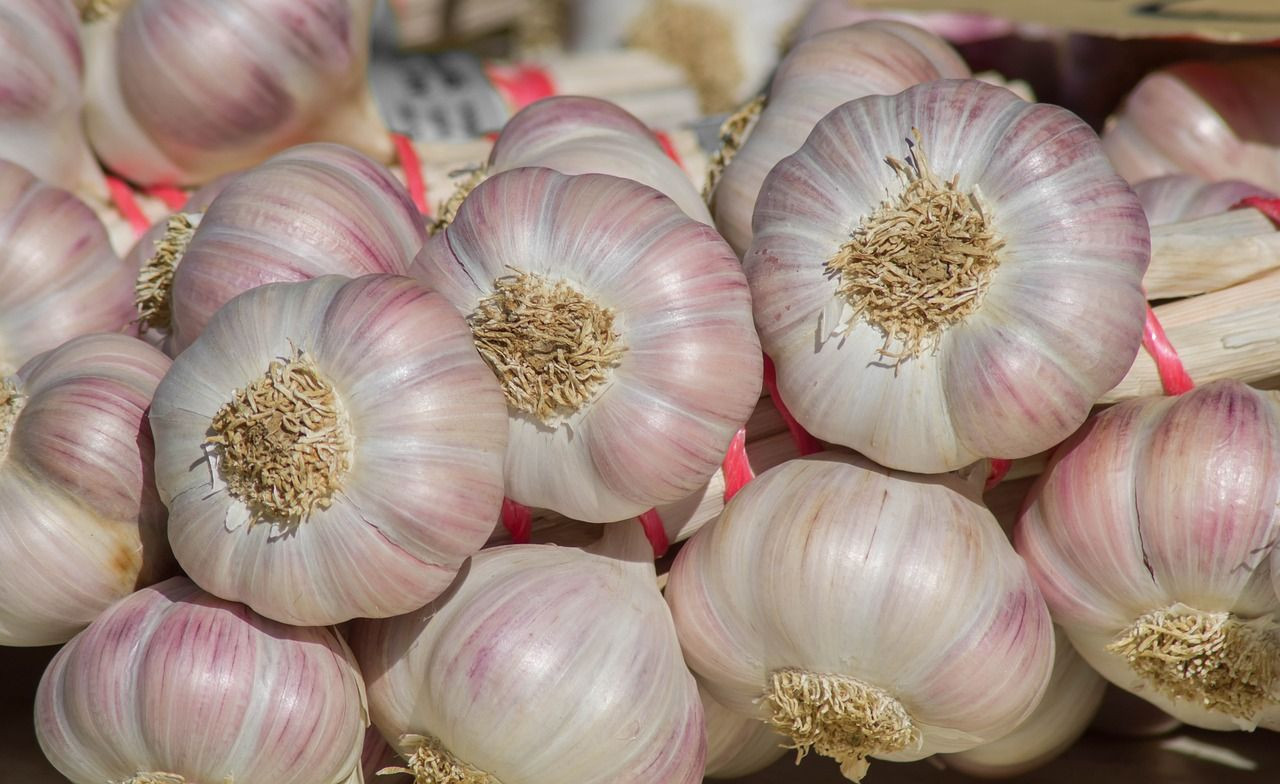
[0,333,172,646]
[1017,379,1280,730]
[149,275,508,626]
[667,452,1054,781]
[350,524,706,783]
[0,160,133,376]
[36,576,367,784]
[83,0,392,186]
[748,79,1150,472]
[710,21,969,256]
[1134,174,1275,227]
[703,684,787,779]
[133,143,424,356]
[414,167,761,523]
[0,0,106,200]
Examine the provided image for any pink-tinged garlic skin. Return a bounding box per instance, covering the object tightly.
[414,167,762,523]
[0,0,106,201]
[1133,174,1276,227]
[35,577,366,784]
[1102,59,1280,190]
[84,0,392,186]
[747,79,1149,473]
[666,453,1054,762]
[350,545,706,784]
[0,333,172,646]
[1016,380,1280,730]
[702,684,787,779]
[0,161,133,376]
[167,143,424,355]
[793,0,1016,46]
[490,95,712,224]
[712,21,969,256]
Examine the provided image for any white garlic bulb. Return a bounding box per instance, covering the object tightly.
[666,452,1055,781]
[36,576,367,784]
[1017,379,1280,731]
[702,684,787,779]
[0,160,133,376]
[0,0,106,201]
[149,274,508,626]
[0,332,173,646]
[83,0,392,186]
[1134,174,1276,227]
[710,21,970,256]
[414,167,761,523]
[747,79,1150,473]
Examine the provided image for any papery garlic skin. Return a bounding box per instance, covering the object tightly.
[150,275,508,626]
[84,0,392,186]
[350,542,706,784]
[0,333,172,646]
[747,79,1149,472]
[0,0,106,200]
[0,161,133,376]
[1016,380,1280,731]
[711,21,969,256]
[36,577,366,784]
[414,167,761,523]
[1134,174,1276,226]
[703,683,787,779]
[667,453,1054,780]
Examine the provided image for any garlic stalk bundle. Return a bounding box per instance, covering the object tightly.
[1016,379,1280,730]
[0,160,134,376]
[710,21,969,256]
[667,452,1054,781]
[747,79,1150,473]
[149,274,508,626]
[0,0,106,201]
[414,167,761,523]
[134,143,425,356]
[36,576,367,784]
[350,523,706,784]
[83,0,392,186]
[703,684,787,779]
[0,333,172,646]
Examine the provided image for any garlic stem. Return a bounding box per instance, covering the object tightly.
[384,734,502,784]
[79,0,123,23]
[0,377,24,459]
[703,94,765,204]
[134,213,201,333]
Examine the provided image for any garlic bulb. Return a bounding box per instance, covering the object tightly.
[133,143,424,356]
[83,0,392,186]
[414,167,761,523]
[0,0,106,200]
[703,684,787,779]
[349,523,706,783]
[666,452,1055,781]
[1135,174,1275,227]
[1016,379,1280,731]
[747,79,1150,473]
[0,332,172,646]
[36,576,367,784]
[793,0,1016,46]
[0,160,134,376]
[710,21,969,256]
[149,274,508,626]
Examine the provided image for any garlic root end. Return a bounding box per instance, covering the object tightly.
[387,733,502,784]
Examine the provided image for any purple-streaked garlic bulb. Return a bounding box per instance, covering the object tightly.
[350,523,706,784]
[0,0,106,200]
[703,685,787,779]
[747,79,1150,473]
[709,21,969,256]
[1102,58,1280,190]
[149,275,508,626]
[0,333,172,646]
[0,160,133,375]
[414,167,761,523]
[1017,380,1280,731]
[793,0,1017,46]
[35,577,367,784]
[132,143,424,356]
[1134,174,1276,227]
[83,0,392,187]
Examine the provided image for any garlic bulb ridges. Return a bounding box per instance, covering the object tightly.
[205,347,353,526]
[764,669,919,781]
[1106,605,1279,720]
[703,95,766,203]
[134,212,199,332]
[383,734,502,784]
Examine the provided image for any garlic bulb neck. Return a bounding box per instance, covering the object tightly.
[627,0,742,114]
[468,271,624,423]
[764,668,919,782]
[135,212,201,333]
[388,733,503,784]
[0,377,25,458]
[1106,605,1280,720]
[704,95,766,204]
[429,165,488,236]
[827,130,1002,361]
[205,348,353,525]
